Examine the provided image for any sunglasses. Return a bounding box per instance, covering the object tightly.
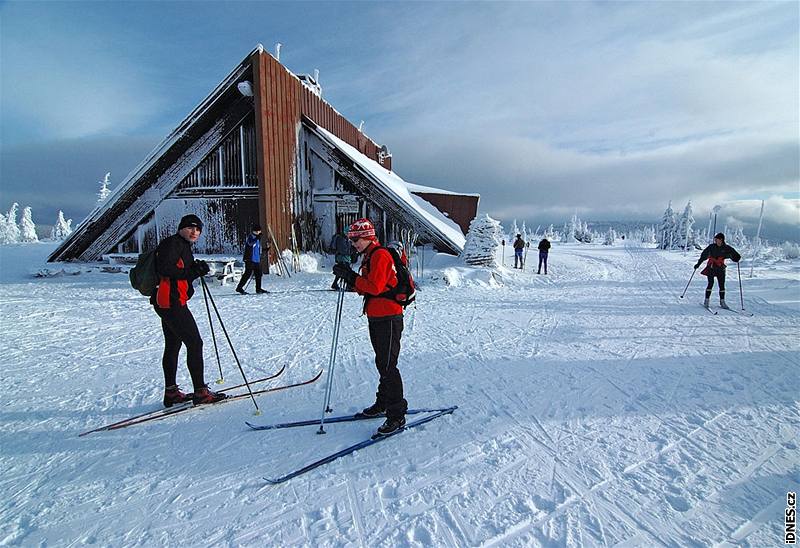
[349,237,361,243]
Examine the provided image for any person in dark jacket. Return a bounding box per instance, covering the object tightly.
[332,218,408,436]
[694,232,741,309]
[537,238,551,274]
[330,229,355,290]
[236,224,267,295]
[152,214,226,406]
[513,234,525,268]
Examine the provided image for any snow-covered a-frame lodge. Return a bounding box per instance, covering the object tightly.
[48,45,477,264]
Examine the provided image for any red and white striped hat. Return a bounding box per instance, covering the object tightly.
[347,218,376,240]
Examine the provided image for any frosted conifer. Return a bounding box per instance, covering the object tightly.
[462,214,503,267]
[51,211,73,241]
[677,201,695,250]
[20,206,38,242]
[5,203,21,244]
[97,172,112,203]
[658,202,677,250]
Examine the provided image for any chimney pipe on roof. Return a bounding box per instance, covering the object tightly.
[275,42,282,62]
[313,69,319,82]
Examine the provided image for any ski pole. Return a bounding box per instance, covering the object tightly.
[318,284,346,434]
[679,268,697,299]
[200,278,224,383]
[737,261,745,310]
[199,277,261,415]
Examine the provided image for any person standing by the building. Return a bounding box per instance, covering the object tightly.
[513,234,525,269]
[152,214,226,406]
[236,224,268,295]
[537,237,551,274]
[330,229,355,290]
[332,218,408,436]
[694,232,741,309]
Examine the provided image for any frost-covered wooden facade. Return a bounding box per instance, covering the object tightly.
[49,45,474,263]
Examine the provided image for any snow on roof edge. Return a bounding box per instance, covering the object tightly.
[406,182,480,198]
[315,127,466,250]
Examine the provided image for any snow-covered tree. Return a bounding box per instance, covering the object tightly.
[51,210,73,241]
[731,225,748,249]
[0,212,12,244]
[641,225,657,244]
[462,214,503,267]
[603,228,616,245]
[580,221,593,243]
[510,219,519,241]
[561,222,572,243]
[544,224,555,239]
[658,202,677,250]
[3,203,21,244]
[520,221,528,244]
[19,206,38,242]
[97,172,112,203]
[677,201,695,250]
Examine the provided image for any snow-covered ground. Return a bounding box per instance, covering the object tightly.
[1,241,798,546]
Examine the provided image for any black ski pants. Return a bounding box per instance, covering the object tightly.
[155,305,205,391]
[237,261,263,292]
[368,316,408,420]
[705,271,726,299]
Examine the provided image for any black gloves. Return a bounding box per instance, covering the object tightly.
[332,263,357,286]
[191,259,210,277]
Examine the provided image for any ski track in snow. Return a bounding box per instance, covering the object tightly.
[1,242,798,547]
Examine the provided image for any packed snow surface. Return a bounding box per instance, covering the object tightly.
[1,242,798,546]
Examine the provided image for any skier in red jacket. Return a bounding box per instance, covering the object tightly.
[332,218,408,436]
[151,214,226,407]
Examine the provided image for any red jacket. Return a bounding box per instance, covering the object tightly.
[151,233,196,309]
[355,241,403,318]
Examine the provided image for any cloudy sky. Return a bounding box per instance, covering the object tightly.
[1,1,798,240]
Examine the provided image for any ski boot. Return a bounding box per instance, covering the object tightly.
[703,297,710,308]
[355,402,385,418]
[192,385,227,406]
[719,298,730,310]
[163,385,191,408]
[375,416,406,436]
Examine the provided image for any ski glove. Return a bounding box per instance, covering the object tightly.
[191,259,210,277]
[332,263,357,286]
[694,262,702,269]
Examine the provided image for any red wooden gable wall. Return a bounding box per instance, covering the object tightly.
[252,51,391,257]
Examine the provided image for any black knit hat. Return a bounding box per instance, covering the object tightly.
[178,214,203,231]
[252,224,262,232]
[714,232,725,241]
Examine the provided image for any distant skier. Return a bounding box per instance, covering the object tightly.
[513,234,525,268]
[332,218,408,436]
[236,224,268,295]
[330,229,356,290]
[537,238,551,274]
[152,214,226,407]
[694,232,741,309]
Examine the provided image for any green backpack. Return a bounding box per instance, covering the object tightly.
[129,250,159,296]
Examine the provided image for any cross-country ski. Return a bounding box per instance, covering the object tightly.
[264,407,458,484]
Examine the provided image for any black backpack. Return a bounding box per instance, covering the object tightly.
[129,250,159,296]
[372,246,416,308]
